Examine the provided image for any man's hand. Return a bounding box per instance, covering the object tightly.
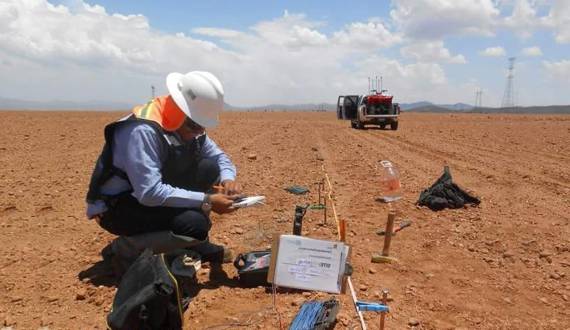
[209,193,237,214]
[221,180,242,196]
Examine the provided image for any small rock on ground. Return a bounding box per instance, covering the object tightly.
[408,318,420,326]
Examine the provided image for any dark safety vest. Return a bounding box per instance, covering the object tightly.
[86,99,206,205]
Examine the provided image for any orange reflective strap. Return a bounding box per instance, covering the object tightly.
[131,96,185,131]
[159,96,185,131]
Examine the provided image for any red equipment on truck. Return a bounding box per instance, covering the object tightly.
[337,90,400,130]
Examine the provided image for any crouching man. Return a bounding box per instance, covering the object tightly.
[86,71,241,276]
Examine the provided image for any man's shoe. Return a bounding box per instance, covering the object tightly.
[188,242,233,264]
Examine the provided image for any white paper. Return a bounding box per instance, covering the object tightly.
[273,235,347,293]
[232,196,266,208]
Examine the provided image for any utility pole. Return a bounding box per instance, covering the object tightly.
[501,57,516,109]
[151,85,155,99]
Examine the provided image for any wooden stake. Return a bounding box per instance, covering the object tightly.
[382,212,396,256]
[323,193,327,224]
[379,289,388,330]
[372,211,398,263]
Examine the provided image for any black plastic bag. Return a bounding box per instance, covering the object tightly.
[417,166,480,211]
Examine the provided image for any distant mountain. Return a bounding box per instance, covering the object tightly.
[407,104,570,114]
[0,97,131,111]
[399,101,433,110]
[225,103,336,112]
[438,103,474,111]
[401,101,473,111]
[1,97,337,112]
[469,105,570,114]
[2,97,568,114]
[231,101,474,112]
[405,105,456,113]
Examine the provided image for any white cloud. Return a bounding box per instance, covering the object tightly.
[389,0,570,46]
[0,0,434,106]
[543,60,570,81]
[249,12,329,49]
[0,0,237,74]
[357,55,447,85]
[0,0,566,107]
[400,41,466,64]
[480,46,506,57]
[542,0,570,43]
[502,0,542,38]
[332,18,403,49]
[351,55,451,103]
[390,0,500,39]
[521,46,542,56]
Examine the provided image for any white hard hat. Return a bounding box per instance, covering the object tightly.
[166,71,224,128]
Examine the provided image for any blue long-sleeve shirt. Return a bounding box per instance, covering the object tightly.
[86,121,236,219]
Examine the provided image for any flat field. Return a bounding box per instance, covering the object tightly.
[0,111,569,329]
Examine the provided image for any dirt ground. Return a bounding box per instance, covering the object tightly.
[0,111,569,329]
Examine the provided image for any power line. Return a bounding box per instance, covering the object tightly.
[474,89,483,108]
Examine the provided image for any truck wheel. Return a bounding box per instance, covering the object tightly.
[379,124,386,130]
[351,121,357,129]
[357,122,365,129]
[390,122,399,130]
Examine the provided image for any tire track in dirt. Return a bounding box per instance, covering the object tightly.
[344,129,446,185]
[312,121,522,329]
[445,137,570,165]
[527,150,570,163]
[359,129,570,222]
[338,123,570,229]
[367,129,570,193]
[394,131,570,188]
[331,119,569,329]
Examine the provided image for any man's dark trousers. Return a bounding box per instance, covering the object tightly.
[99,159,219,241]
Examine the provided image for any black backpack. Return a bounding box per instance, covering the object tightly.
[107,249,186,330]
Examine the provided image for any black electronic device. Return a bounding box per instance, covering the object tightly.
[233,250,271,287]
[293,205,308,236]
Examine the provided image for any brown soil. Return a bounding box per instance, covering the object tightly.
[0,111,569,329]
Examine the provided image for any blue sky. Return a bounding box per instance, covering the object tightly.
[1,0,569,107]
[66,0,396,34]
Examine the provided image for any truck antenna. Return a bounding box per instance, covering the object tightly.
[375,76,378,93]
